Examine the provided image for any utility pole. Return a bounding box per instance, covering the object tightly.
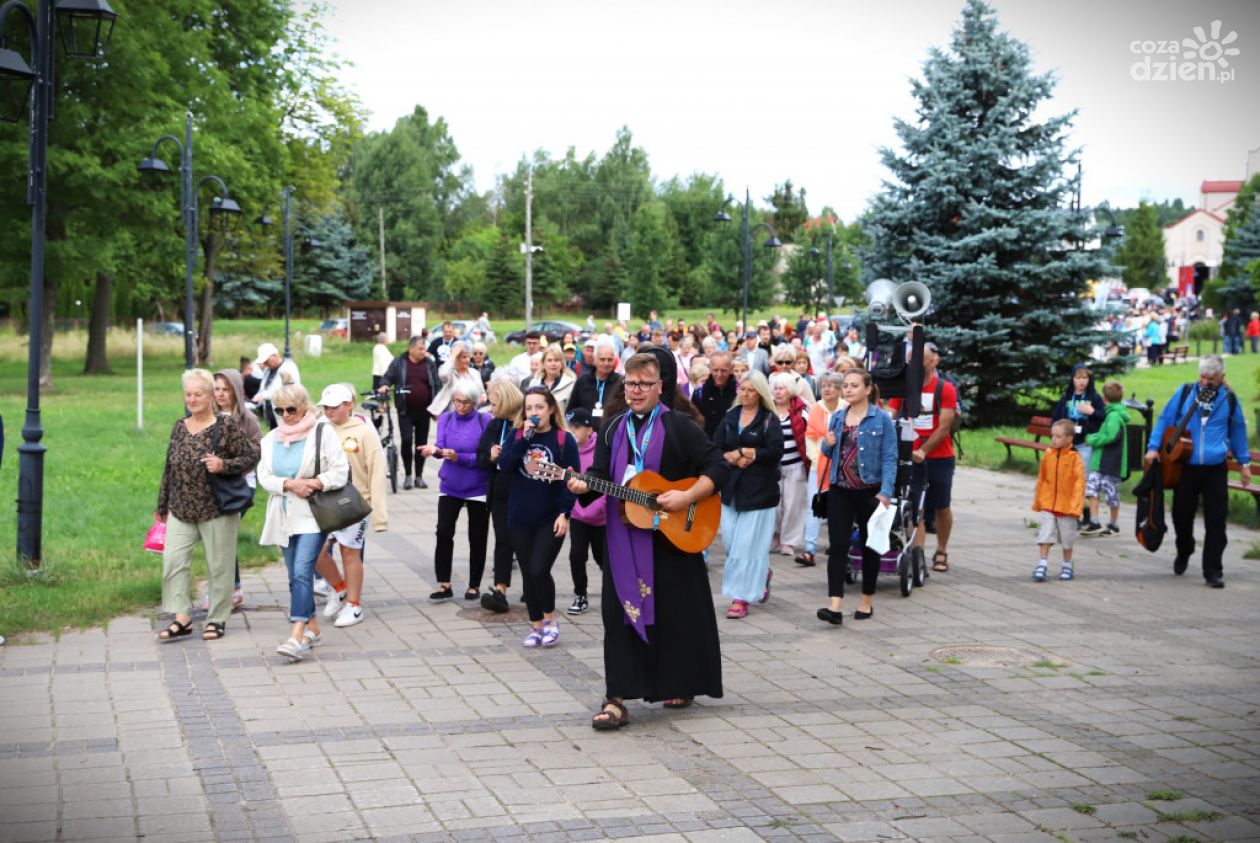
[524,168,534,326]
[378,207,387,298]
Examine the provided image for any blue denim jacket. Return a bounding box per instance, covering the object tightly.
[822,403,898,499]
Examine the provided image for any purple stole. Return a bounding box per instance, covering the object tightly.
[604,406,669,642]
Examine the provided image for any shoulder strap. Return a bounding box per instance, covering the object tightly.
[933,378,943,419]
[314,422,323,476]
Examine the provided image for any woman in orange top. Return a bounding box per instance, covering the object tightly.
[799,372,846,566]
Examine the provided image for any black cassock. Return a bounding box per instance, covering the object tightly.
[583,409,730,702]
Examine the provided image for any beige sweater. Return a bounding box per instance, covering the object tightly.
[330,415,389,532]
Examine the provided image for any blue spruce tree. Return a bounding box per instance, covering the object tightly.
[862,0,1112,422]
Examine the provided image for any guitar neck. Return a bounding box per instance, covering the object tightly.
[563,468,657,509]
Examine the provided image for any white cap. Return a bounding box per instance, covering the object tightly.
[257,342,280,360]
[318,383,354,407]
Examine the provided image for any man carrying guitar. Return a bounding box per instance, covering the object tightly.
[1145,355,1251,588]
[566,348,729,730]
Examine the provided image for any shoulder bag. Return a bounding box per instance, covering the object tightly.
[208,419,254,515]
[309,423,373,532]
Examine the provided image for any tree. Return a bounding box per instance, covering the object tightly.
[624,201,685,313]
[861,0,1112,423]
[1222,173,1260,247]
[1114,202,1165,291]
[767,181,809,242]
[291,208,376,314]
[699,214,778,317]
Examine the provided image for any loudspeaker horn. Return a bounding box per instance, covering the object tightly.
[865,278,898,319]
[893,281,931,320]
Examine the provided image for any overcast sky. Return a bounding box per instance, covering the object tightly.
[323,0,1260,221]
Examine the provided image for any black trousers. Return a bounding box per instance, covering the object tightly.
[434,496,489,587]
[1172,462,1229,579]
[509,526,564,622]
[568,519,606,596]
[397,409,431,477]
[489,489,515,587]
[826,486,880,597]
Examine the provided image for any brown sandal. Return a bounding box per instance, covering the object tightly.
[591,699,629,730]
[932,551,949,572]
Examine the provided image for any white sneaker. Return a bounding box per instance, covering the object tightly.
[334,604,364,627]
[313,578,333,597]
[276,638,308,661]
[303,629,323,648]
[322,589,347,618]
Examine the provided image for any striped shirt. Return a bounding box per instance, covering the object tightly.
[780,414,802,468]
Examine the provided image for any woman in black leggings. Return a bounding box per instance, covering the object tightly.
[497,386,580,648]
[476,379,524,612]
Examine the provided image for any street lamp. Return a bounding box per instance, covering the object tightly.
[138,112,240,369]
[258,188,321,359]
[809,230,836,315]
[1097,207,1125,242]
[715,187,782,334]
[1,0,118,570]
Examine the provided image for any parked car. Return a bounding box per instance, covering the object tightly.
[318,318,348,338]
[505,320,590,345]
[427,319,472,340]
[148,321,185,336]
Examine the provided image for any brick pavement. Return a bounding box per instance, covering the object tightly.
[2,465,1259,842]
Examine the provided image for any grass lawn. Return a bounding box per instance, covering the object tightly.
[1,315,1257,640]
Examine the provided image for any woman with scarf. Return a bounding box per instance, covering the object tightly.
[257,384,349,661]
[567,347,729,729]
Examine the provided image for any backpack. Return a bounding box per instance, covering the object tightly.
[933,375,965,458]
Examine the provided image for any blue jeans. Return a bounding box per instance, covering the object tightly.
[282,532,326,622]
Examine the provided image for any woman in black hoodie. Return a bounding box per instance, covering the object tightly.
[1050,364,1103,526]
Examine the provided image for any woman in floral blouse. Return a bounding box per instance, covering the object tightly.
[156,369,260,642]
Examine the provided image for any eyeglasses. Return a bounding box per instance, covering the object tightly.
[624,380,659,392]
[276,406,302,416]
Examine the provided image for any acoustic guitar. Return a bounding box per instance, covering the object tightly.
[524,459,720,554]
[1158,395,1200,490]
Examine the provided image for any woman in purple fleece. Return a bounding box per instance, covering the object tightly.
[420,380,492,601]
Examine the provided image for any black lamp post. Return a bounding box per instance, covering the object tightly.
[1,0,117,570]
[257,187,321,359]
[1097,207,1125,243]
[809,229,836,315]
[138,112,241,369]
[715,187,781,335]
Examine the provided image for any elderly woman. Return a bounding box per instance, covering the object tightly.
[211,368,264,608]
[420,380,492,601]
[472,341,495,385]
[430,340,485,417]
[714,371,784,619]
[521,344,577,411]
[798,372,847,566]
[258,383,349,661]
[476,379,524,612]
[770,370,811,559]
[156,368,259,642]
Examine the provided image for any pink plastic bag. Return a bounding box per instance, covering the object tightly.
[144,518,167,553]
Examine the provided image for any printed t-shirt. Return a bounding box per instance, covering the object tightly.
[887,375,957,459]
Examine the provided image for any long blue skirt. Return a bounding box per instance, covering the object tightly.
[720,504,775,603]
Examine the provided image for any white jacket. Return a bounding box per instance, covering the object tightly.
[257,421,349,546]
[429,361,486,417]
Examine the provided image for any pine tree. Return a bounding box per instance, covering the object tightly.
[1115,202,1165,291]
[861,0,1112,422]
[1222,199,1260,279]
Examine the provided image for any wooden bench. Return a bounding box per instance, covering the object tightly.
[1158,344,1190,365]
[1227,449,1260,525]
[995,416,1054,463]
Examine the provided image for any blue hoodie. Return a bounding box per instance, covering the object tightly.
[1148,383,1249,468]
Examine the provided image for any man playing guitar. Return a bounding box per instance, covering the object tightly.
[1145,355,1250,587]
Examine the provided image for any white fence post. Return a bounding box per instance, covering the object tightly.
[136,319,143,431]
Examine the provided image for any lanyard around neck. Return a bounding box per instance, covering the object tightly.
[627,404,661,473]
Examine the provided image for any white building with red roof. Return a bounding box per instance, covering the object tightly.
[1163,146,1260,294]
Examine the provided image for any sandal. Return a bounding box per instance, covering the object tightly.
[158,619,192,642]
[725,600,748,619]
[202,622,226,641]
[663,697,693,709]
[932,551,949,572]
[591,699,630,730]
[794,551,816,567]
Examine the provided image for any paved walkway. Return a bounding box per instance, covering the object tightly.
[3,466,1259,843]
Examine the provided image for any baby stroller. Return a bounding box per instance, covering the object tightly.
[847,418,929,597]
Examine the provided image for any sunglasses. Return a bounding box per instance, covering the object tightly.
[275,406,302,416]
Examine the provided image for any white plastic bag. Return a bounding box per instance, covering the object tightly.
[865,502,894,555]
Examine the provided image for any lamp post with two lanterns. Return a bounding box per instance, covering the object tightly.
[715,187,782,335]
[0,0,118,568]
[138,111,242,369]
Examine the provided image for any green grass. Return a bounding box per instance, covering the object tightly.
[1146,789,1184,802]
[1032,659,1068,670]
[1166,836,1200,843]
[1070,804,1096,816]
[939,655,962,665]
[1158,810,1223,823]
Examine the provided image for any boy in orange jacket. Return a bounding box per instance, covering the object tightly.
[1031,419,1086,581]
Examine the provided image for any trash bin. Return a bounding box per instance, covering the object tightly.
[1125,424,1147,474]
[304,334,323,357]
